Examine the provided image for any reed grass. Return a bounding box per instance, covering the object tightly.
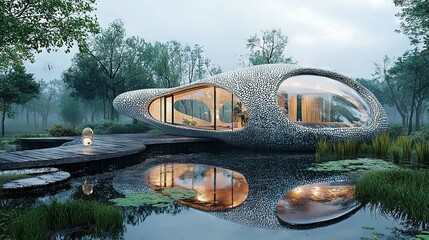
[344,140,357,159]
[358,142,371,155]
[396,137,413,162]
[0,200,123,239]
[391,146,402,164]
[372,133,391,159]
[333,141,345,160]
[355,169,429,223]
[415,140,429,165]
[316,139,331,156]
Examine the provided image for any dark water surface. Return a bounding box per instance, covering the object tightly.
[3,151,423,239]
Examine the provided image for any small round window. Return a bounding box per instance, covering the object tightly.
[277,75,370,128]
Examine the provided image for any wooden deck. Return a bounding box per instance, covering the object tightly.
[0,133,218,171]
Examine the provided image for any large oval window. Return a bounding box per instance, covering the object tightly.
[277,75,370,128]
[149,86,248,130]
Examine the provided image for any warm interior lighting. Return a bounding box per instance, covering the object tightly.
[146,163,249,211]
[277,75,370,128]
[148,86,248,131]
[276,182,359,225]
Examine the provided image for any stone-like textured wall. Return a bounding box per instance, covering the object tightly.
[113,64,387,151]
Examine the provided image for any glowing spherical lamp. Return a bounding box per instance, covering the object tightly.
[81,127,94,146]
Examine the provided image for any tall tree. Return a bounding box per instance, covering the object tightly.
[0,65,39,136]
[388,50,429,133]
[245,29,293,65]
[394,0,429,46]
[32,80,64,129]
[64,20,154,121]
[0,0,99,69]
[373,56,411,126]
[152,41,184,88]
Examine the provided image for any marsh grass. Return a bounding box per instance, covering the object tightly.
[391,146,402,164]
[355,169,429,224]
[344,140,357,159]
[316,139,358,160]
[316,139,332,159]
[397,137,413,162]
[372,133,391,159]
[415,140,429,165]
[0,200,123,240]
[358,142,371,155]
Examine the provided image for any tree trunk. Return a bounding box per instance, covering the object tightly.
[26,108,30,125]
[1,110,5,137]
[408,93,416,134]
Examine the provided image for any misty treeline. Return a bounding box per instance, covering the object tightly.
[10,19,224,130]
[6,20,293,134]
[357,0,429,134]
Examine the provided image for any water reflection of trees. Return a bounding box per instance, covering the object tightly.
[122,202,188,226]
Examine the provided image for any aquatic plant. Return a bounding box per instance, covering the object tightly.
[308,158,399,173]
[358,142,371,155]
[371,133,391,159]
[415,140,429,165]
[396,136,413,162]
[344,140,357,159]
[391,146,402,164]
[110,187,197,208]
[333,141,345,160]
[316,139,332,159]
[413,230,429,240]
[0,199,123,240]
[355,169,429,224]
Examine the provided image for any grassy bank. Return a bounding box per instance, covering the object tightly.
[355,169,429,224]
[0,200,123,239]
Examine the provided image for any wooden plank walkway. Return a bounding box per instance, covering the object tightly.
[0,133,217,170]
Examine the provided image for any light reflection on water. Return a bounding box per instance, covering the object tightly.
[146,163,249,211]
[0,151,423,239]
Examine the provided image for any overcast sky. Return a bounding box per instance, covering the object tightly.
[25,0,411,81]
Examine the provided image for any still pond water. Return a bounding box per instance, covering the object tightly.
[5,151,424,239]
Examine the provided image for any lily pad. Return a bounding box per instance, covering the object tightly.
[309,158,399,173]
[362,226,375,230]
[372,232,385,237]
[110,187,197,207]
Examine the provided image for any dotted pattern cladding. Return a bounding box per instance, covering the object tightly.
[113,64,388,151]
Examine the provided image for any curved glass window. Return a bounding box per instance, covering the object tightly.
[277,75,370,128]
[149,86,248,130]
[173,100,212,123]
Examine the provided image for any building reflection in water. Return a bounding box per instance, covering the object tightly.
[146,163,249,211]
[276,182,359,225]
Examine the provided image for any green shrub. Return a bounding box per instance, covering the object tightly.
[81,121,154,134]
[47,124,78,137]
[372,133,391,159]
[410,128,429,142]
[356,169,429,224]
[386,124,407,139]
[1,200,123,239]
[415,140,429,165]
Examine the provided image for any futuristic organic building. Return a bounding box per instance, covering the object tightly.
[113,64,387,151]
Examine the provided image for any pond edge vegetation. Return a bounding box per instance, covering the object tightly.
[0,200,123,240]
